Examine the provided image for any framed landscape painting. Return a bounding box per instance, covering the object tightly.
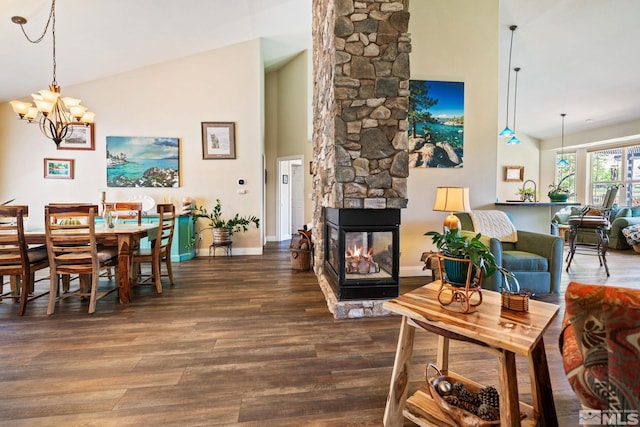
[58,123,95,150]
[408,80,465,168]
[44,158,74,179]
[106,136,179,187]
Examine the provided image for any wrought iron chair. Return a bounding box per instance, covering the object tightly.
[566,185,619,276]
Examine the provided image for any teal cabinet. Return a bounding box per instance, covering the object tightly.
[98,215,194,262]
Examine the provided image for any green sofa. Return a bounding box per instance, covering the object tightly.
[553,205,640,250]
[455,212,563,294]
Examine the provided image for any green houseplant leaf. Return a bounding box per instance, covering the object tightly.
[424,229,498,278]
[188,199,259,235]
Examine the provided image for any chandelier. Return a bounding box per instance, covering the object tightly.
[9,0,94,146]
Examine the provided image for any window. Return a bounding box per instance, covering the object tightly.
[554,152,576,201]
[589,145,640,206]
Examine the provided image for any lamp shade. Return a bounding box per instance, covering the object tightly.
[433,187,471,213]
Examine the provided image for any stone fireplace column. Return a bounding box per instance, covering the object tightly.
[312,0,411,318]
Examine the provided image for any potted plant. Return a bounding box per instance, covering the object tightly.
[517,187,536,202]
[548,173,574,202]
[188,199,259,244]
[424,229,499,285]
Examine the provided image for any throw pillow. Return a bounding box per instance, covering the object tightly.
[632,206,640,217]
[571,206,583,216]
[586,207,604,217]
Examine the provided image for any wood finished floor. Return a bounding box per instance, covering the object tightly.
[0,242,638,426]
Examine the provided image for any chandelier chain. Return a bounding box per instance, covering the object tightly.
[15,0,57,84]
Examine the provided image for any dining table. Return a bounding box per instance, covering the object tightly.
[25,222,158,304]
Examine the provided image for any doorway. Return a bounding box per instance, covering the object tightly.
[277,156,304,241]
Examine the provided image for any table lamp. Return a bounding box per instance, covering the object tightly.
[433,187,471,232]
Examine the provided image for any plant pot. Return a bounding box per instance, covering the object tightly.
[442,252,475,286]
[548,192,569,202]
[212,228,231,244]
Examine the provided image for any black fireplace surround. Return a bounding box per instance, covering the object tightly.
[324,208,400,301]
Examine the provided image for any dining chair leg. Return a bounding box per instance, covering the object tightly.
[88,273,99,314]
[153,256,163,294]
[18,273,29,316]
[165,256,174,286]
[47,274,59,315]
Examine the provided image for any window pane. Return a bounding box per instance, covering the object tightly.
[592,149,622,182]
[555,152,576,201]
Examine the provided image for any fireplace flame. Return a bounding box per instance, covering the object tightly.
[346,246,379,274]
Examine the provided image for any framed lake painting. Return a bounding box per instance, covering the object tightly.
[106,136,179,187]
[408,80,464,168]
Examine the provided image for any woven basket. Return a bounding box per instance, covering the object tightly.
[500,270,530,312]
[289,232,313,271]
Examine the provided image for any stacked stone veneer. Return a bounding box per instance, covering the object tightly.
[312,0,411,319]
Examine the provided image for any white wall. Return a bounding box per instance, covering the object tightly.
[0,39,264,254]
[401,0,500,276]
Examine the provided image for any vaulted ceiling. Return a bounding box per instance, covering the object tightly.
[1,0,638,141]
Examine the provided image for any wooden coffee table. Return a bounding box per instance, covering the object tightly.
[382,281,559,427]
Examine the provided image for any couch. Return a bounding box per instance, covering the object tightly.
[559,281,640,411]
[553,205,640,250]
[455,211,563,294]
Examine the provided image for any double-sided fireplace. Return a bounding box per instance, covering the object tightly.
[324,208,400,301]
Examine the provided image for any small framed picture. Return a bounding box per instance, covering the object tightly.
[201,122,236,159]
[504,165,524,182]
[57,123,95,150]
[44,158,75,179]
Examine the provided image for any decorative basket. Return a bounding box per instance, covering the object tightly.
[500,269,530,312]
[425,364,500,427]
[289,232,313,271]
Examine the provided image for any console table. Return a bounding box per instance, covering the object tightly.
[382,282,559,427]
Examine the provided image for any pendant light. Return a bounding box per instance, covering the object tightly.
[557,113,570,167]
[507,67,521,145]
[499,25,518,138]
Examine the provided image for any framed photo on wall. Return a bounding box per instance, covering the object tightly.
[504,165,524,182]
[201,122,236,159]
[44,158,74,179]
[57,123,95,150]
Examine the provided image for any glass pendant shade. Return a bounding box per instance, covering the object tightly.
[507,135,521,145]
[557,158,570,167]
[499,127,515,137]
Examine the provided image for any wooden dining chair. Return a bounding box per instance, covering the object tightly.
[0,205,50,316]
[44,204,118,314]
[132,203,175,294]
[103,201,143,225]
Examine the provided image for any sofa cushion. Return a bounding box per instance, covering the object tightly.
[616,207,632,219]
[632,206,640,217]
[502,251,548,272]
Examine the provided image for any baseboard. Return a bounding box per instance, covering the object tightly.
[400,265,431,277]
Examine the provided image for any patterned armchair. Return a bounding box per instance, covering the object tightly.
[559,281,640,411]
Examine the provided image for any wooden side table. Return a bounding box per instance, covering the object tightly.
[382,281,559,427]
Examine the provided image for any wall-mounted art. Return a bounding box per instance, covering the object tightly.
[504,165,524,182]
[201,122,236,159]
[408,80,464,168]
[57,123,95,150]
[106,136,179,187]
[44,158,74,179]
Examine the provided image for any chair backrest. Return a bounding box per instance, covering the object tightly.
[45,204,100,272]
[103,201,143,225]
[602,185,619,210]
[0,205,30,276]
[154,203,176,257]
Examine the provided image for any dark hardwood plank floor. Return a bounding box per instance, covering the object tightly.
[0,242,638,426]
